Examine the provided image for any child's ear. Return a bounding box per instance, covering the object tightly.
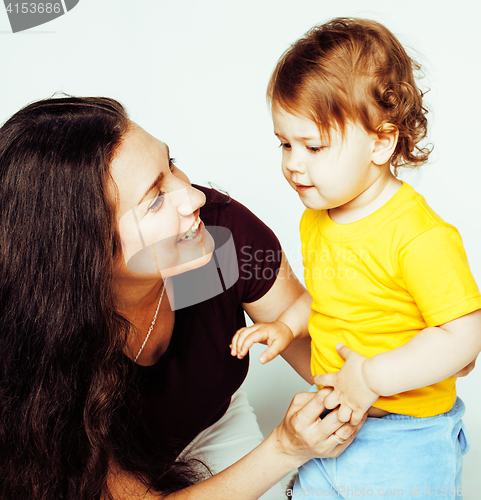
[372,123,399,166]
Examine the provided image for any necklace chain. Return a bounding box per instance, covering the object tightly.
[134,278,168,363]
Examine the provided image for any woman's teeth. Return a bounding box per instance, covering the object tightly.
[179,217,201,241]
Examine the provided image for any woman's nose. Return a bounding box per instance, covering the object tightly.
[176,184,206,217]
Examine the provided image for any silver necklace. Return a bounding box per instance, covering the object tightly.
[134,278,167,363]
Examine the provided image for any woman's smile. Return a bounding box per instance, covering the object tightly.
[177,216,203,242]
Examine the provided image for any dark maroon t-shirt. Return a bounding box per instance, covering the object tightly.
[136,186,282,454]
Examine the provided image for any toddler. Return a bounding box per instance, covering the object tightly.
[231,18,481,497]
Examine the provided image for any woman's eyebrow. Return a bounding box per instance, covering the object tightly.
[139,172,164,205]
[138,144,170,205]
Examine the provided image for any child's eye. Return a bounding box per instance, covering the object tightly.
[169,157,176,170]
[307,146,325,153]
[147,193,165,213]
[279,142,291,151]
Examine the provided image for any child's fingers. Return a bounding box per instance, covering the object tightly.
[313,372,336,388]
[335,343,356,360]
[230,325,259,356]
[349,409,365,426]
[232,326,269,359]
[230,330,241,356]
[323,389,340,410]
[239,331,269,358]
[230,330,242,356]
[337,403,352,423]
[317,386,334,401]
[259,340,284,364]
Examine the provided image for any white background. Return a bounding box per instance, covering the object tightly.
[1,0,480,494]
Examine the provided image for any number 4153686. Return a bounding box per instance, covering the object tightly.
[5,3,62,14]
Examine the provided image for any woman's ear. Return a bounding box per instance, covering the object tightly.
[372,123,399,166]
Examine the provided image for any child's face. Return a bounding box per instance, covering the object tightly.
[272,108,385,213]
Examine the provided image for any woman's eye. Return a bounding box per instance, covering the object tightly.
[169,157,176,170]
[279,142,291,151]
[147,194,165,213]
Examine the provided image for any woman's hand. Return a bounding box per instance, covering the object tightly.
[270,387,366,468]
[161,388,366,500]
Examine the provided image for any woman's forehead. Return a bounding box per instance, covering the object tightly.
[109,125,169,215]
[118,123,168,160]
[112,126,167,175]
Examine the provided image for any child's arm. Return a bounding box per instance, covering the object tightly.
[231,289,312,364]
[316,309,481,425]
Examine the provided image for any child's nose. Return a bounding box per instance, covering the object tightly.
[285,155,305,174]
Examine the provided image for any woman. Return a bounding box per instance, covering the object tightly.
[0,95,363,500]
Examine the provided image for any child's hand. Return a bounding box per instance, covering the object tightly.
[313,343,379,425]
[230,321,295,364]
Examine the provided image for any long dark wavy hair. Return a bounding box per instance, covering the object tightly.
[0,97,202,499]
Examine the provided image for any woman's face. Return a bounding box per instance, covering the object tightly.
[110,123,214,279]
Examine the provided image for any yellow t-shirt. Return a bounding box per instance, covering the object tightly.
[300,182,481,417]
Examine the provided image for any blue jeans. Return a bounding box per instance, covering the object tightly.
[292,398,470,499]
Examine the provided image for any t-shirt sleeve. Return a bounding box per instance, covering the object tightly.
[225,198,283,304]
[400,225,481,326]
[299,208,318,236]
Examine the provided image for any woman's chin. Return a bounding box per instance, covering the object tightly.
[161,226,215,277]
[160,251,214,278]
